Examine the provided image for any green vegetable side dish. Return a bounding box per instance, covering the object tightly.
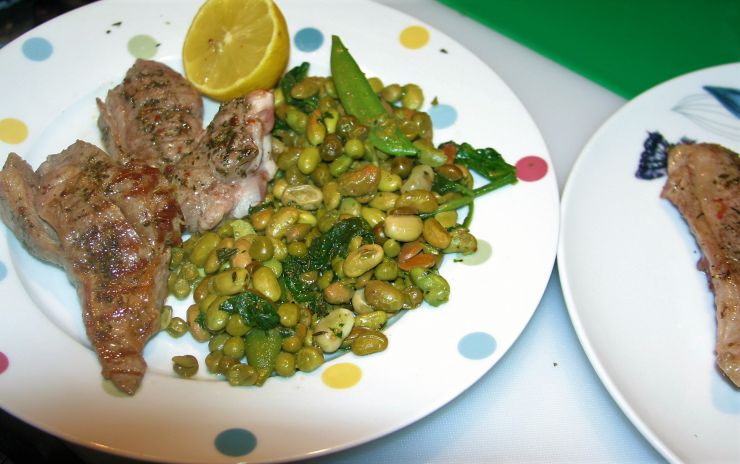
[165,35,517,388]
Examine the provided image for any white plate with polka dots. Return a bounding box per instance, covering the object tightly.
[559,63,740,464]
[0,0,558,462]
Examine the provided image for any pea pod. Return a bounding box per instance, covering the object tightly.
[330,35,418,157]
[244,328,283,384]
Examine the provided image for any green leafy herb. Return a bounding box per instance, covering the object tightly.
[451,142,517,186]
[427,142,518,227]
[220,291,280,330]
[281,217,373,314]
[279,62,319,113]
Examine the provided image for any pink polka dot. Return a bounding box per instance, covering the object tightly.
[516,155,548,182]
[0,352,8,374]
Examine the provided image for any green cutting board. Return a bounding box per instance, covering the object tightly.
[437,0,740,98]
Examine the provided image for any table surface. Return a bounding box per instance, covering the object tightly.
[1,0,672,462]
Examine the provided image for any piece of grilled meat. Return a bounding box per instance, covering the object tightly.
[168,89,277,232]
[661,143,740,387]
[97,59,204,170]
[0,140,183,394]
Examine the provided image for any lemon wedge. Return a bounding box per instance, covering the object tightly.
[183,0,290,101]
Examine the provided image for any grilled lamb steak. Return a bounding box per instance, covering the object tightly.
[97,59,204,170]
[661,143,740,387]
[169,90,277,232]
[0,141,183,394]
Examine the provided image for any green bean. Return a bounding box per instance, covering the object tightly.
[167,317,188,338]
[209,332,230,353]
[228,363,258,386]
[187,304,210,342]
[223,336,246,359]
[423,218,452,250]
[343,244,384,278]
[274,352,296,377]
[384,214,423,242]
[350,328,388,355]
[296,346,324,372]
[344,138,365,159]
[251,266,281,302]
[172,355,199,378]
[409,267,450,306]
[277,302,300,327]
[363,280,404,312]
[189,232,220,267]
[298,147,321,174]
[213,268,248,295]
[401,84,424,110]
[226,313,250,337]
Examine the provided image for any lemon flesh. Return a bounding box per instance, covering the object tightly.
[183,0,290,101]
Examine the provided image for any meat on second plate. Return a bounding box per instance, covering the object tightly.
[661,143,740,388]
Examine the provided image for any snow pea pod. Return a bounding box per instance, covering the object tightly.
[330,35,418,157]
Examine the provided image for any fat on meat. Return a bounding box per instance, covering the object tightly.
[661,143,740,387]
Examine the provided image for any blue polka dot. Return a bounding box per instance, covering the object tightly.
[22,37,53,61]
[458,332,497,360]
[214,428,257,457]
[428,103,457,129]
[0,262,6,281]
[294,27,324,52]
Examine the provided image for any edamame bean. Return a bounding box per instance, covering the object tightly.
[363,280,405,312]
[384,214,423,242]
[252,266,281,302]
[296,346,325,372]
[172,355,198,378]
[343,244,384,278]
[423,218,452,249]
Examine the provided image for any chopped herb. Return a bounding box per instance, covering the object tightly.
[281,217,373,315]
[220,290,279,330]
[279,62,319,113]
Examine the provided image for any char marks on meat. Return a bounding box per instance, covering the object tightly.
[97,59,204,170]
[169,90,277,232]
[0,141,183,394]
[661,143,740,387]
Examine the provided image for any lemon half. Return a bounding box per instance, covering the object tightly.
[183,0,290,101]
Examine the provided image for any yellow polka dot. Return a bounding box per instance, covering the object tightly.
[322,362,362,389]
[0,118,28,144]
[399,25,429,49]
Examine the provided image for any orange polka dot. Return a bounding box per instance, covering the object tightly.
[0,118,28,144]
[322,362,362,389]
[399,26,429,49]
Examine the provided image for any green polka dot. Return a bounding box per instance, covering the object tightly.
[128,35,159,59]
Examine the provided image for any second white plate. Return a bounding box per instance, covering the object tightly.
[559,63,740,463]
